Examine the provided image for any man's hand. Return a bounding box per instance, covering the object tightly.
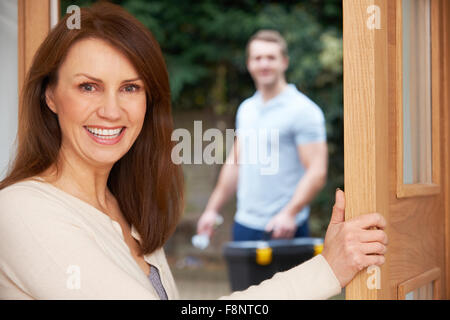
[197,210,221,238]
[264,210,297,239]
[321,189,388,288]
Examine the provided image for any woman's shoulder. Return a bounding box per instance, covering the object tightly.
[0,178,57,204]
[0,178,71,221]
[0,178,88,245]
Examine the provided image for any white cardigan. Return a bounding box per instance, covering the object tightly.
[0,179,341,300]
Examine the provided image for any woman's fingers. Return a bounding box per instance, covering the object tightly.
[322,207,389,287]
[360,242,387,255]
[330,189,346,224]
[353,212,387,230]
[362,254,386,267]
[358,229,388,244]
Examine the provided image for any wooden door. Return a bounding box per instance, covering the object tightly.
[343,0,450,299]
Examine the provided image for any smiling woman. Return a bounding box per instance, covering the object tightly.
[0,1,184,299]
[44,37,147,159]
[1,1,182,257]
[0,1,388,300]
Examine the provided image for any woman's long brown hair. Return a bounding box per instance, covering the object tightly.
[0,1,184,255]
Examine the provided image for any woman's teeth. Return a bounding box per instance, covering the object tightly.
[86,126,123,139]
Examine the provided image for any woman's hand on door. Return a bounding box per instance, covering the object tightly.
[322,189,388,288]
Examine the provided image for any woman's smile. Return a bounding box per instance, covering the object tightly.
[84,125,127,145]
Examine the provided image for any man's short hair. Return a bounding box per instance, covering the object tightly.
[246,30,288,58]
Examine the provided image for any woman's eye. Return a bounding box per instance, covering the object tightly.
[78,82,141,93]
[79,83,96,92]
[123,84,141,93]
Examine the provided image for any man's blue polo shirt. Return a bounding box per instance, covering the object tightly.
[234,84,326,231]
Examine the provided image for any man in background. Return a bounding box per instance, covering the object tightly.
[197,30,328,241]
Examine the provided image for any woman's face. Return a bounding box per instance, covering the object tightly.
[45,38,146,169]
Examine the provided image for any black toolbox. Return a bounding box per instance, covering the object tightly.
[223,238,324,292]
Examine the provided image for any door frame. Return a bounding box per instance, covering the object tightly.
[343,0,450,299]
[18,0,52,97]
[18,0,59,135]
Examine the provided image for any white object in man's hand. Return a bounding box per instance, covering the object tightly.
[321,189,388,288]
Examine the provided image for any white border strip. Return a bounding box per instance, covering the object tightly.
[50,0,59,29]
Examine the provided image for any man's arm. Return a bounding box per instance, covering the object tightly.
[196,139,240,237]
[265,141,328,238]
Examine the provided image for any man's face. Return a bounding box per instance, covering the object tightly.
[247,40,289,88]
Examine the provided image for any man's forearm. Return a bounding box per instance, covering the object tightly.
[283,168,327,216]
[205,162,239,212]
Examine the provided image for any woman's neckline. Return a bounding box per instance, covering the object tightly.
[23,177,159,275]
[27,176,117,224]
[26,176,147,247]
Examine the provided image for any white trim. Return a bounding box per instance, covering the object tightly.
[50,0,59,29]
